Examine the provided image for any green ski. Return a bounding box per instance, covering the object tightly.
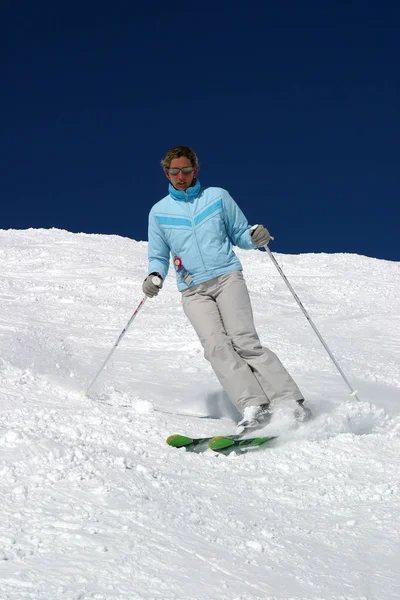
[167,433,278,453]
[166,433,241,451]
[208,435,278,452]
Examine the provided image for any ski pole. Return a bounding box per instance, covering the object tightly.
[86,296,148,394]
[86,276,162,394]
[264,244,360,401]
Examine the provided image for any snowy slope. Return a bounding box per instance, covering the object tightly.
[0,228,399,600]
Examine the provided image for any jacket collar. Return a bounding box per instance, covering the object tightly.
[168,179,201,201]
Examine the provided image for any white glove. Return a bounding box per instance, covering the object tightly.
[250,224,271,247]
[142,273,163,298]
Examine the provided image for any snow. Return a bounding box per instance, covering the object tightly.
[0,227,399,600]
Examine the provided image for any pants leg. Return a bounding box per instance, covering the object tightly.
[214,271,303,405]
[182,278,268,412]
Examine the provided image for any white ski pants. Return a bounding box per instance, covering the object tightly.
[181,270,303,414]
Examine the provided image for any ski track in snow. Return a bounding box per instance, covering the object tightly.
[0,228,399,600]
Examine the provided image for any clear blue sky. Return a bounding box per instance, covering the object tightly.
[1,1,399,260]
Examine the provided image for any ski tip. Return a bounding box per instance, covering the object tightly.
[208,436,235,450]
[166,434,194,448]
[208,434,279,452]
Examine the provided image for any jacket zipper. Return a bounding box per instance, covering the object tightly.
[185,191,207,271]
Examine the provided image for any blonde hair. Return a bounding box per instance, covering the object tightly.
[161,146,199,169]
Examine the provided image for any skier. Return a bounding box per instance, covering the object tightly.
[143,146,307,429]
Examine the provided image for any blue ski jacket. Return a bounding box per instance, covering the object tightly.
[147,180,257,291]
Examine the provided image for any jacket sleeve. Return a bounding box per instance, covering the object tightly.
[221,189,257,250]
[148,210,171,279]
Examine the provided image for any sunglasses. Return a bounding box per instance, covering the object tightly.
[167,166,195,175]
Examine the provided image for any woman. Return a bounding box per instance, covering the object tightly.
[143,146,306,429]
